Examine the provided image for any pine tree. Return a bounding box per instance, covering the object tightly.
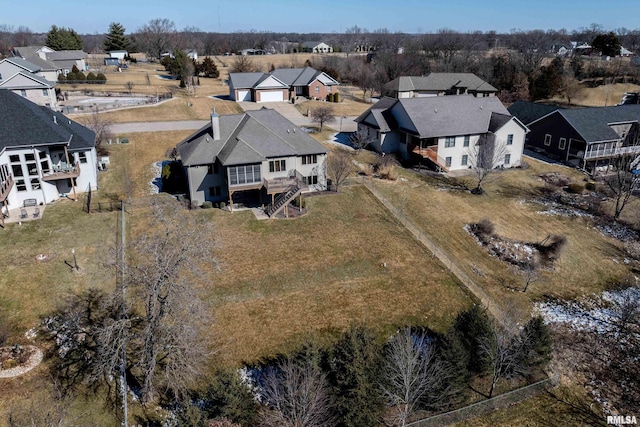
[46,25,83,50]
[104,22,129,52]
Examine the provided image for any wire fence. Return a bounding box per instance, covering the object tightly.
[361,177,505,324]
[407,375,560,427]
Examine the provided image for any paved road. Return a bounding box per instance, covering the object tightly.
[107,101,358,134]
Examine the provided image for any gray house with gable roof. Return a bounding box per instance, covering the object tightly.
[385,74,497,99]
[0,57,58,110]
[177,108,327,215]
[0,90,98,213]
[229,67,339,102]
[356,95,527,172]
[509,102,640,170]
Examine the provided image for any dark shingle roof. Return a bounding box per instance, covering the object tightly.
[559,105,640,142]
[386,73,498,93]
[508,100,560,125]
[0,90,94,152]
[397,95,510,138]
[177,108,328,167]
[229,72,266,89]
[354,97,398,132]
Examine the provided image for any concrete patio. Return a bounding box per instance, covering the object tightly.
[2,204,46,225]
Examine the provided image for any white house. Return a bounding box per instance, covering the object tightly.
[177,108,328,215]
[355,95,528,172]
[109,50,128,60]
[301,41,333,53]
[0,90,98,213]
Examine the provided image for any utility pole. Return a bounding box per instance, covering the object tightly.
[120,200,128,427]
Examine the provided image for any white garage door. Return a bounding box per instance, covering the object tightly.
[236,90,251,102]
[259,91,284,102]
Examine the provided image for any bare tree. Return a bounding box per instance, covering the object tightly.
[231,55,258,73]
[520,263,542,293]
[349,131,370,151]
[83,110,113,156]
[310,106,335,132]
[128,198,216,403]
[259,358,334,427]
[135,18,177,60]
[561,74,583,105]
[125,81,134,94]
[604,124,640,220]
[326,151,352,193]
[381,329,450,427]
[466,133,509,194]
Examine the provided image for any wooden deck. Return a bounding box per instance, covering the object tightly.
[41,163,80,182]
[0,176,13,201]
[412,146,449,172]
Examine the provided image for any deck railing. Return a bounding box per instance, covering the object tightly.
[584,144,640,160]
[0,174,14,201]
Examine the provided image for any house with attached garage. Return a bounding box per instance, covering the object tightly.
[229,67,339,102]
[355,95,527,172]
[0,57,58,110]
[0,90,98,215]
[385,73,498,99]
[300,41,333,53]
[177,108,328,216]
[508,101,640,172]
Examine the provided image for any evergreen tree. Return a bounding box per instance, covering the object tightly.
[592,32,622,57]
[452,305,493,375]
[45,25,83,50]
[104,22,130,52]
[199,56,219,78]
[327,325,385,427]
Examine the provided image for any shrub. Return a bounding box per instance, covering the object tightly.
[219,202,226,209]
[57,73,66,82]
[66,72,77,81]
[471,219,495,242]
[567,183,584,194]
[378,163,397,180]
[291,196,306,209]
[201,201,213,209]
[75,71,86,81]
[585,181,597,191]
[86,72,96,82]
[535,234,568,265]
[333,92,340,103]
[96,73,107,82]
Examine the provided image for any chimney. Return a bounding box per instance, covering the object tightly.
[211,108,220,140]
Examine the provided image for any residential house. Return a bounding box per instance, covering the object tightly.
[0,90,98,213]
[355,95,527,172]
[385,73,498,99]
[186,50,198,61]
[177,108,328,215]
[301,41,333,53]
[229,67,339,102]
[508,101,640,171]
[109,50,128,60]
[0,58,57,109]
[12,45,88,75]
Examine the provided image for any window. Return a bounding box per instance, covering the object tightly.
[269,159,286,173]
[209,186,221,197]
[20,90,26,97]
[559,138,566,150]
[30,178,41,190]
[504,154,511,165]
[302,154,317,165]
[39,151,47,159]
[78,152,87,164]
[544,134,552,146]
[42,89,48,96]
[461,154,468,166]
[507,134,514,145]
[303,175,318,185]
[315,85,320,93]
[463,135,470,147]
[229,164,261,186]
[9,155,19,163]
[11,164,24,177]
[40,159,50,173]
[26,161,37,176]
[16,179,26,192]
[25,154,35,161]
[445,156,452,167]
[444,137,455,148]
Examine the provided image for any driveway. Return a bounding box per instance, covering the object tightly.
[106,102,358,134]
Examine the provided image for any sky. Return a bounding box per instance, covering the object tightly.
[2,0,638,35]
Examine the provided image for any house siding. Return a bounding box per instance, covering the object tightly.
[306,78,334,101]
[526,113,586,161]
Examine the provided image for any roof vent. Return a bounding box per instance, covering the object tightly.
[287,129,290,133]
[293,128,296,133]
[434,108,437,113]
[206,136,210,142]
[68,120,71,124]
[480,105,483,109]
[53,115,57,124]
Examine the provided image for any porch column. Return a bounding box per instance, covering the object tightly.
[64,146,77,200]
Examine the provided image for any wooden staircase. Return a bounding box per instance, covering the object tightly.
[266,185,301,217]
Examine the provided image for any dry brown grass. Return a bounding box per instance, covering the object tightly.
[362,156,631,316]
[549,82,640,107]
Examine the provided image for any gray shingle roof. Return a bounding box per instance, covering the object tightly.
[1,57,41,73]
[0,71,55,88]
[396,95,510,138]
[386,73,498,93]
[0,90,94,152]
[20,55,59,71]
[46,50,88,61]
[558,105,640,142]
[229,72,267,89]
[177,108,328,167]
[354,97,398,132]
[508,100,560,125]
